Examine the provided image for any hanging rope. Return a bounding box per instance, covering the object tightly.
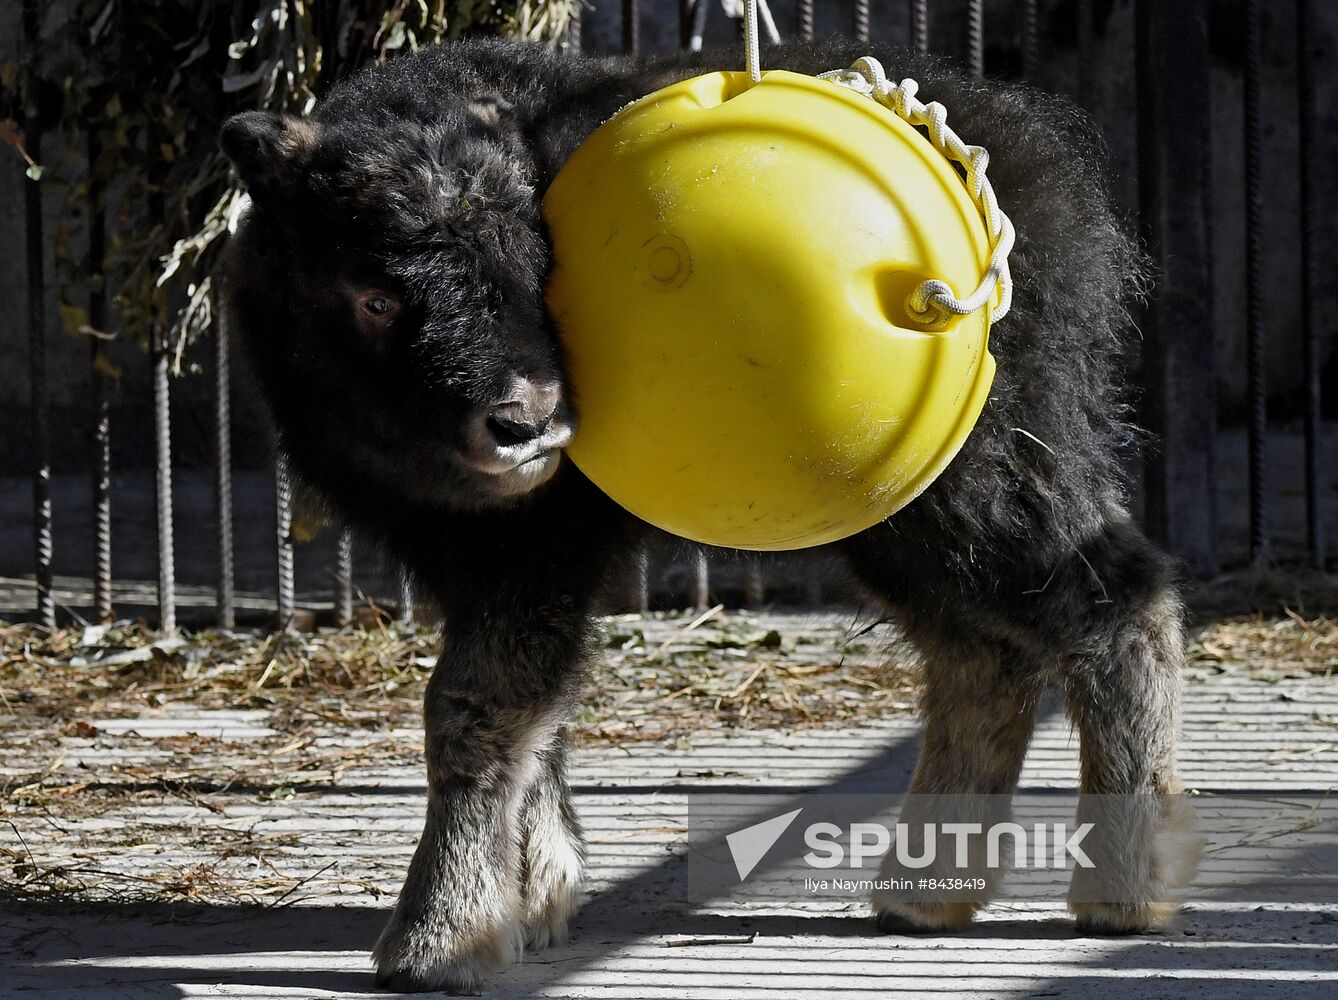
[821,61,1016,325]
[743,0,762,82]
[739,3,1015,326]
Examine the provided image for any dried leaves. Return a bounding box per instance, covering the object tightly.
[2,609,1333,907]
[0,612,916,740]
[1187,611,1338,681]
[0,610,915,907]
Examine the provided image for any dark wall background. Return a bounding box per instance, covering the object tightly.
[2,0,1334,474]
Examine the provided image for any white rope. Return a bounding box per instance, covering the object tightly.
[743,0,762,82]
[818,60,1015,326]
[737,4,1015,326]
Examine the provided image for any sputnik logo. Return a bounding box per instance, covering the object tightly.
[725,808,804,881]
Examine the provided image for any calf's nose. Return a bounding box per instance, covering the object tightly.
[483,376,563,449]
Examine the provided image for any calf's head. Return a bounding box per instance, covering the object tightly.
[220,94,573,515]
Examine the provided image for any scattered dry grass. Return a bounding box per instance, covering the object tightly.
[0,610,915,906]
[3,606,1333,908]
[0,611,915,742]
[1188,611,1338,680]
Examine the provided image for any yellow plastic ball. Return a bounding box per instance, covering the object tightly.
[543,70,997,550]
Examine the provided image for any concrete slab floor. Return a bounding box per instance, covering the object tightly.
[3,612,1337,998]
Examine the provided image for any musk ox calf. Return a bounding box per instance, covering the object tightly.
[221,37,1191,992]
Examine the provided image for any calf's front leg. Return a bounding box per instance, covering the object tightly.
[374,614,588,992]
[519,727,585,951]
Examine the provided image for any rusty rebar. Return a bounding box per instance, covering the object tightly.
[967,0,984,77]
[151,323,177,633]
[692,551,710,611]
[633,547,650,613]
[214,298,235,629]
[909,0,928,53]
[622,0,640,55]
[335,530,354,626]
[743,559,765,607]
[399,572,415,626]
[23,0,53,630]
[1297,0,1324,569]
[1022,0,1039,79]
[274,452,295,628]
[87,131,112,622]
[1244,0,1268,562]
[798,0,814,42]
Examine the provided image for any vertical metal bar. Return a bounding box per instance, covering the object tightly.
[743,559,765,606]
[22,1,53,631]
[335,529,354,626]
[1297,0,1324,570]
[89,357,112,620]
[151,323,177,632]
[855,0,870,44]
[274,452,295,629]
[622,0,640,55]
[798,0,814,42]
[399,572,415,626]
[966,0,984,77]
[909,0,928,54]
[692,551,710,611]
[1077,0,1094,106]
[1135,0,1218,576]
[631,547,650,613]
[213,301,235,629]
[1244,0,1268,562]
[1022,0,1039,80]
[88,134,112,622]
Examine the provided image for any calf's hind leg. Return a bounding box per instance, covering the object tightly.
[844,542,1047,931]
[1053,520,1199,932]
[868,613,1045,930]
[844,510,1196,934]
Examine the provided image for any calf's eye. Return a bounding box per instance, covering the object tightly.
[358,292,400,318]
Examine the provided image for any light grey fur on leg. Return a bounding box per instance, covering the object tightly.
[1060,581,1200,931]
[373,624,584,993]
[519,727,585,951]
[874,626,1045,932]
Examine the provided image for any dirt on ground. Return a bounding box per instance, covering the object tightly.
[1,602,1334,907]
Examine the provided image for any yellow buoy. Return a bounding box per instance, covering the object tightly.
[543,69,1002,550]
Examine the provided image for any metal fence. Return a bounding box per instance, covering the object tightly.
[12,0,1331,630]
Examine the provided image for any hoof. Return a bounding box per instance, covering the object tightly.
[1072,899,1179,935]
[373,910,522,995]
[874,900,978,934]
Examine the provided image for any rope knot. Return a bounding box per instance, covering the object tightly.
[818,66,1016,326]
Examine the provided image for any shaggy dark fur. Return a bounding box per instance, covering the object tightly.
[221,38,1193,993]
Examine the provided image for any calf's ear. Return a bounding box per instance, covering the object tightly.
[467,95,516,131]
[220,111,319,199]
